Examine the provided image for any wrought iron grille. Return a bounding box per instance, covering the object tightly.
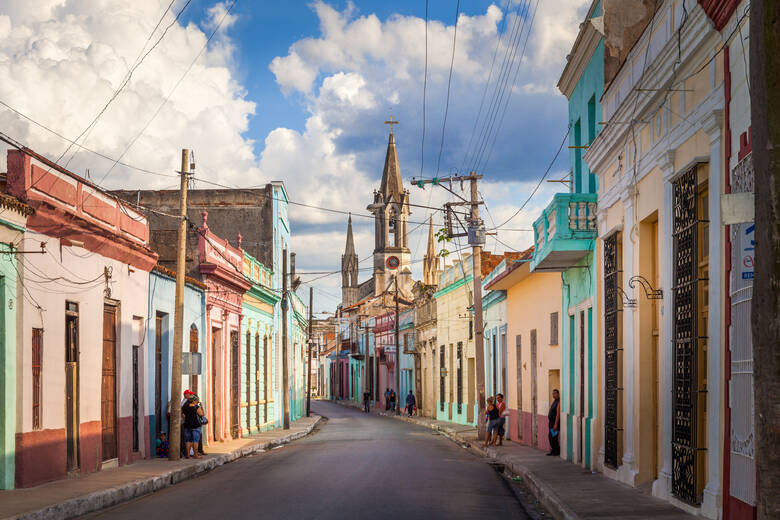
[672,166,700,504]
[231,331,240,439]
[603,232,620,468]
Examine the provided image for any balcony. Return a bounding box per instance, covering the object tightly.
[530,193,597,272]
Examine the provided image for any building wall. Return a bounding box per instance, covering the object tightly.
[434,255,476,425]
[147,271,205,450]
[505,269,562,452]
[15,232,152,487]
[0,214,26,489]
[240,289,275,435]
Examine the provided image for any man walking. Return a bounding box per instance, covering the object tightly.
[384,388,391,411]
[363,391,371,413]
[547,389,560,456]
[405,390,416,417]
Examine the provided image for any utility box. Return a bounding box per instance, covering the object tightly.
[468,219,486,246]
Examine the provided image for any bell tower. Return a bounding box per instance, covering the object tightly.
[368,116,412,297]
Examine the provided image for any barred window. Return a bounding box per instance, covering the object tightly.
[32,328,43,430]
[550,312,559,345]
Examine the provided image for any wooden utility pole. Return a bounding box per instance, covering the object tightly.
[306,286,313,417]
[395,274,401,415]
[408,171,486,438]
[169,149,190,461]
[282,249,290,429]
[750,2,780,518]
[468,172,487,441]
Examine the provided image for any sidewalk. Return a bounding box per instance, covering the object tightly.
[0,415,321,520]
[337,399,695,519]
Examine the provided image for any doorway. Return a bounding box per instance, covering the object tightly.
[154,314,164,439]
[516,335,523,442]
[65,302,80,472]
[467,357,475,424]
[579,310,585,465]
[230,330,240,439]
[530,330,538,448]
[190,325,199,395]
[101,303,118,462]
[211,327,221,441]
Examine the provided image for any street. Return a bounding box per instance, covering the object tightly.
[83,401,531,520]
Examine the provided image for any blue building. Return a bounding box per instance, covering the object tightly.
[530,0,603,469]
[146,266,206,451]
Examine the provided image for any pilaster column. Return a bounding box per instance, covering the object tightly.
[617,188,637,485]
[701,109,723,519]
[654,150,676,500]
[596,212,607,471]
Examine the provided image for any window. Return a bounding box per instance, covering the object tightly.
[32,328,43,430]
[550,312,559,345]
[469,320,473,340]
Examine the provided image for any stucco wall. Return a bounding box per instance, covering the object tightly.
[505,269,562,451]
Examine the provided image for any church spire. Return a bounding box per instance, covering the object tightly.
[380,116,403,201]
[341,213,359,306]
[423,215,439,287]
[344,213,355,256]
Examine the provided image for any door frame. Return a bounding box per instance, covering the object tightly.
[101,300,119,465]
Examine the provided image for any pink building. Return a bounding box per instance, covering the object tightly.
[6,148,157,487]
[196,212,251,442]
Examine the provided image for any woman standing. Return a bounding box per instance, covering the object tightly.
[181,395,205,459]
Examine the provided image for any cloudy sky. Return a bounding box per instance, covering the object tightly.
[0,0,589,312]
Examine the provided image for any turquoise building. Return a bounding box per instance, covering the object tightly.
[147,267,206,449]
[397,309,416,401]
[289,290,308,421]
[240,252,278,435]
[482,259,509,401]
[530,0,603,469]
[0,194,32,489]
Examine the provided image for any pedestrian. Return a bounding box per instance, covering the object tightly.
[496,393,508,446]
[363,391,371,413]
[384,388,391,411]
[389,389,396,412]
[484,396,501,447]
[181,394,205,459]
[547,389,561,456]
[181,390,205,455]
[405,390,416,417]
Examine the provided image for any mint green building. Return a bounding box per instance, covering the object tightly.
[530,0,603,469]
[241,252,279,435]
[0,194,33,489]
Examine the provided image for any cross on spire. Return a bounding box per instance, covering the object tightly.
[384,115,399,134]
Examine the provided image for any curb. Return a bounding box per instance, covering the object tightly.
[8,416,322,520]
[333,400,575,520]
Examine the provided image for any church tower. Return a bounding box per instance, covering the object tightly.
[423,215,440,287]
[368,117,413,297]
[341,214,359,306]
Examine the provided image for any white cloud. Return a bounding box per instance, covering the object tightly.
[0,0,259,190]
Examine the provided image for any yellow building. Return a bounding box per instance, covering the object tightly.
[582,1,750,517]
[485,249,562,452]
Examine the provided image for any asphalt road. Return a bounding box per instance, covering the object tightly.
[84,401,531,520]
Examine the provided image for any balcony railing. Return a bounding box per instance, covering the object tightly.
[531,193,597,272]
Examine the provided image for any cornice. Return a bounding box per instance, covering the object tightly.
[558,21,602,98]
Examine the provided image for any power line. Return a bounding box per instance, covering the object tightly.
[420,0,429,178]
[433,0,461,178]
[489,124,570,231]
[97,0,238,185]
[62,0,192,171]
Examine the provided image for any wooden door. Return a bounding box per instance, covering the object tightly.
[255,334,261,429]
[211,328,220,441]
[230,330,240,439]
[101,305,118,461]
[155,315,163,438]
[530,330,538,448]
[516,335,523,441]
[65,304,80,471]
[190,325,199,395]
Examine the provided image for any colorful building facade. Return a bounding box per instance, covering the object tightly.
[6,148,157,487]
[0,193,32,489]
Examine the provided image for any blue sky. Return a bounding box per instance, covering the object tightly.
[0,0,590,309]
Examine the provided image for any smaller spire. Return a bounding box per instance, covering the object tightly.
[426,215,435,258]
[344,213,355,256]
